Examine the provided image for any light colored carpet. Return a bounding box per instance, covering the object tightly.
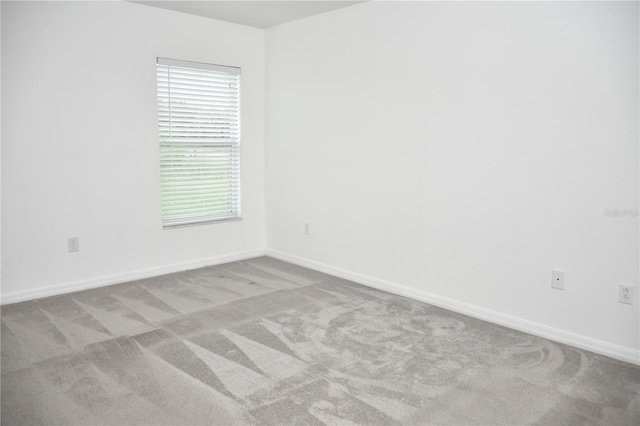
[1,256,639,425]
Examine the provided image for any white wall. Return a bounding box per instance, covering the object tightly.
[0,2,3,297]
[266,1,639,358]
[1,1,265,302]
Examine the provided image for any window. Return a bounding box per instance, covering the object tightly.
[156,57,241,227]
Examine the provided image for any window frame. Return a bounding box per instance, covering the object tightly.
[156,57,242,228]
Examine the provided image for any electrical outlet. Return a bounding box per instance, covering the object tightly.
[551,269,565,290]
[619,284,634,305]
[68,237,79,253]
[304,223,310,235]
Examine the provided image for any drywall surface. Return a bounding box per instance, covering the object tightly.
[0,2,2,296]
[1,1,265,301]
[266,2,639,353]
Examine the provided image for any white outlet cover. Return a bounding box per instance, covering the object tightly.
[619,284,634,305]
[68,237,79,253]
[551,269,565,290]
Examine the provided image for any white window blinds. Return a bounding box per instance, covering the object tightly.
[157,58,241,227]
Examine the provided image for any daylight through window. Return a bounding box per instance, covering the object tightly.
[157,58,241,227]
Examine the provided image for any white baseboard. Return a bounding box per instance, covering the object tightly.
[1,248,265,305]
[266,248,640,366]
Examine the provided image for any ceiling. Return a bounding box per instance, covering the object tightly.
[132,1,366,29]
